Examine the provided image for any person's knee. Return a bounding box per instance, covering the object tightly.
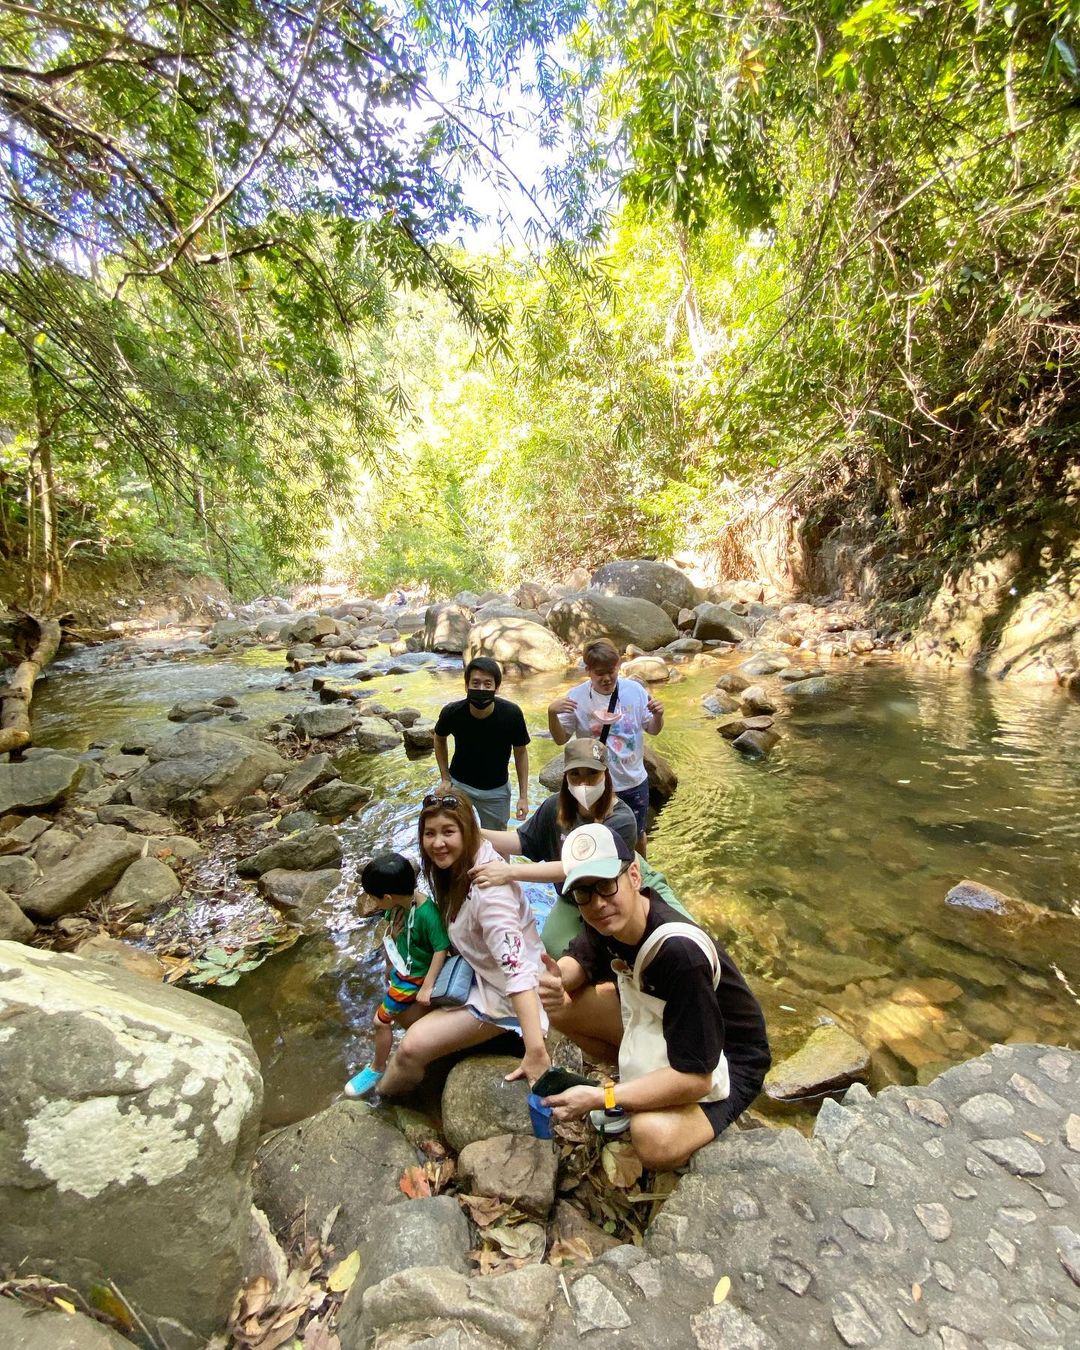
[629,1116,679,1170]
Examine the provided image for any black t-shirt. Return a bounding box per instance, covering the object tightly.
[434,696,530,790]
[517,793,639,893]
[566,893,771,1078]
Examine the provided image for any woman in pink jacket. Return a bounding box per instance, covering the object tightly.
[376,790,551,1096]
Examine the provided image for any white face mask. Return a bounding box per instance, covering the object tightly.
[569,781,605,811]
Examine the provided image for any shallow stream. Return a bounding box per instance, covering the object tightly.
[33,640,1080,1125]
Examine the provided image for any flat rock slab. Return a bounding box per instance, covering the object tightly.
[0,1297,136,1349]
[0,755,83,814]
[766,1023,872,1102]
[458,1133,559,1217]
[19,824,144,920]
[236,825,342,877]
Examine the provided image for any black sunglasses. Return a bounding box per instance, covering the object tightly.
[566,863,629,908]
[422,793,461,810]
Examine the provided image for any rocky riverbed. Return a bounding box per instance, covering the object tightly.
[2,559,1079,1345]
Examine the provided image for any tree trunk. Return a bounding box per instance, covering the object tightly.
[0,612,62,753]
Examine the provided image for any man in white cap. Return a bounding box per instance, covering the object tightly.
[539,823,770,1169]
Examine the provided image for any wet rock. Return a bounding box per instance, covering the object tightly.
[0,945,261,1346]
[457,1133,559,1217]
[0,887,35,942]
[424,601,474,653]
[278,808,320,834]
[0,755,83,814]
[146,834,204,865]
[765,1024,871,1102]
[783,676,843,700]
[354,717,404,753]
[739,684,777,716]
[441,1054,533,1152]
[0,854,39,893]
[402,717,437,751]
[547,592,679,652]
[127,725,285,819]
[253,1101,415,1252]
[96,804,177,834]
[257,867,341,912]
[779,665,825,682]
[19,825,144,920]
[236,826,342,877]
[278,752,336,801]
[167,700,225,723]
[464,615,569,675]
[702,690,740,716]
[786,952,891,991]
[715,670,751,693]
[293,704,357,739]
[0,1297,136,1349]
[739,654,787,678]
[109,856,181,915]
[693,603,754,643]
[945,879,1017,914]
[304,779,373,815]
[717,713,775,740]
[732,727,780,758]
[644,744,678,808]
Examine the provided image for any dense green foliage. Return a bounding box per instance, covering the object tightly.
[2,1,1078,606]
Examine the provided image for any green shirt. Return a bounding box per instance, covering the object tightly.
[384,896,450,979]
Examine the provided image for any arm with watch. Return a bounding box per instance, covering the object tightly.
[540,1066,714,1122]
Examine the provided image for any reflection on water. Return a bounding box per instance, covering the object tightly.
[32,642,1080,1125]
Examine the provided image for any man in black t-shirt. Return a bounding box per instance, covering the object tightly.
[539,823,770,1170]
[433,656,530,829]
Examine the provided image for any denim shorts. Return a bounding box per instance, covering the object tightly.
[616,779,650,834]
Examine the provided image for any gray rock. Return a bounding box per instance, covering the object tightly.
[167,700,224,722]
[457,1133,559,1217]
[236,826,342,877]
[739,684,777,716]
[294,705,357,739]
[739,654,787,677]
[257,867,340,913]
[126,725,285,819]
[913,1202,953,1240]
[441,1054,533,1152]
[19,825,144,920]
[31,828,78,870]
[702,691,740,716]
[571,1273,631,1333]
[0,1297,136,1349]
[0,854,38,893]
[0,755,83,814]
[424,601,474,653]
[278,809,321,834]
[974,1136,1045,1175]
[354,716,404,753]
[464,616,569,675]
[783,676,843,700]
[840,1207,894,1243]
[253,1101,417,1252]
[547,592,678,652]
[0,945,261,1345]
[693,603,754,643]
[304,779,372,815]
[590,559,699,614]
[100,752,147,778]
[109,856,181,915]
[359,1264,556,1346]
[732,728,780,758]
[958,1092,1015,1131]
[96,804,177,834]
[2,814,50,844]
[692,1302,778,1349]
[831,1292,881,1346]
[766,1024,872,1103]
[403,717,437,751]
[277,752,336,800]
[0,887,35,942]
[715,670,751,693]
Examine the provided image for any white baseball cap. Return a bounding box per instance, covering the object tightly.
[561,823,634,889]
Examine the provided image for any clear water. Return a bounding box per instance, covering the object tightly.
[33,641,1080,1125]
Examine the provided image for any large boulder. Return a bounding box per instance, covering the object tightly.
[125,725,286,819]
[19,825,144,920]
[108,855,181,916]
[424,601,473,653]
[692,603,754,643]
[0,755,84,815]
[236,826,342,877]
[590,559,698,615]
[293,705,357,740]
[463,616,570,675]
[0,945,262,1346]
[441,1054,533,1152]
[0,888,35,942]
[546,593,678,653]
[0,1298,135,1349]
[252,1101,416,1252]
[354,717,403,753]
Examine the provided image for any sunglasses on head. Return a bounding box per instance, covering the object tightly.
[422,793,461,810]
[566,863,629,908]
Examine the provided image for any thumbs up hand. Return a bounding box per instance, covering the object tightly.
[538,951,567,1013]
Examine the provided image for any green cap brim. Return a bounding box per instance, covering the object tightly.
[564,855,623,889]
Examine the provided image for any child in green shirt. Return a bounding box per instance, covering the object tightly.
[344,852,450,1099]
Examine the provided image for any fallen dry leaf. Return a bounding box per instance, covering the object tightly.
[325,1250,360,1295]
[457,1193,512,1227]
[601,1141,643,1189]
[548,1237,594,1267]
[713,1275,731,1304]
[912,1282,922,1302]
[399,1165,432,1199]
[53,1297,77,1314]
[302,1318,341,1350]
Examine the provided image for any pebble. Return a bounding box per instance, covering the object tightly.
[773,1257,812,1296]
[1037,1050,1072,1082]
[932,1260,957,1291]
[906,1097,950,1127]
[985,1229,1017,1270]
[913,1203,952,1241]
[1006,1073,1058,1110]
[1065,1113,1080,1152]
[958,1093,1015,1130]
[973,1136,1045,1176]
[951,1183,978,1199]
[691,1302,776,1350]
[837,1152,876,1186]
[570,1274,631,1334]
[831,1292,882,1347]
[841,1208,894,1243]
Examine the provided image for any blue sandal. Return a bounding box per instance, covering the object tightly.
[344,1065,384,1099]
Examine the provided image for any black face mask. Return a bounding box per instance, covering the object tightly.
[467,689,496,709]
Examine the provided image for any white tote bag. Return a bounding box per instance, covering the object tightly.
[616,922,729,1103]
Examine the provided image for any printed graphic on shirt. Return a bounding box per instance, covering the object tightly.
[499,931,525,978]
